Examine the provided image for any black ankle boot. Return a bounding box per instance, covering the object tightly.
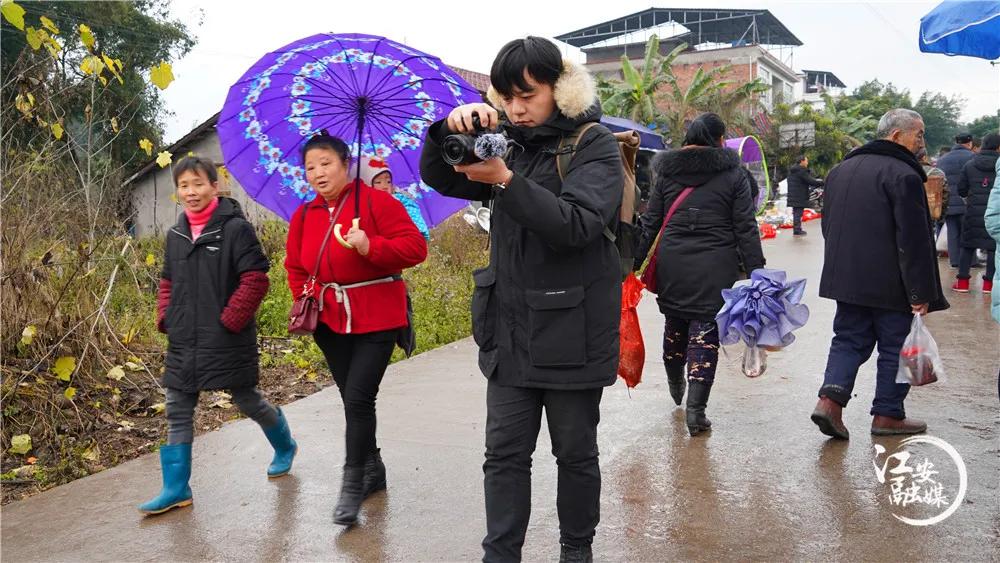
[686,381,713,436]
[666,364,686,406]
[362,449,386,499]
[559,543,593,563]
[333,466,365,525]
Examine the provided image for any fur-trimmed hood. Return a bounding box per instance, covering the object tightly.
[653,146,741,187]
[486,58,600,129]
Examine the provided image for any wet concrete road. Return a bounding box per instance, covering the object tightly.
[2,231,998,562]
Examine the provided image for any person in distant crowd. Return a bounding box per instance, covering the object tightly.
[810,109,948,441]
[786,155,824,236]
[938,146,952,158]
[972,137,982,154]
[140,156,297,516]
[917,148,948,228]
[952,134,1000,294]
[937,132,977,267]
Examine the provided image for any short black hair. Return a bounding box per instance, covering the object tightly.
[172,155,217,185]
[301,130,350,163]
[682,113,726,148]
[955,132,973,144]
[490,36,562,98]
[982,133,1000,151]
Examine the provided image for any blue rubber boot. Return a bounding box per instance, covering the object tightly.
[262,408,297,478]
[139,443,193,515]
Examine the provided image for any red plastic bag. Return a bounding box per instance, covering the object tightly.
[802,208,821,222]
[618,275,645,388]
[759,223,777,239]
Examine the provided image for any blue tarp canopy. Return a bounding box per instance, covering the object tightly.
[919,0,1000,60]
[600,115,666,150]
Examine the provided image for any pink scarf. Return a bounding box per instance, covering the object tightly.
[185,197,219,240]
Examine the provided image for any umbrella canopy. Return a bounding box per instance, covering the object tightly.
[919,0,1000,60]
[716,269,810,349]
[600,115,665,150]
[218,33,482,225]
[724,135,771,214]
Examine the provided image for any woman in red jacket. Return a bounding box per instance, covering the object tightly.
[285,132,427,526]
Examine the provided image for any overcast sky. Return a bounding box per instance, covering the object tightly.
[161,0,999,144]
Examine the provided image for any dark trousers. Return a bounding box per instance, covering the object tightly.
[945,214,964,266]
[792,207,805,232]
[818,302,912,419]
[958,247,996,280]
[313,323,396,467]
[482,381,603,562]
[662,316,721,384]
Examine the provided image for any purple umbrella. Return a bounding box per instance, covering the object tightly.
[218,33,482,226]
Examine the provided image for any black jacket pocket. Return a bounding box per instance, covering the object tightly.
[525,286,586,367]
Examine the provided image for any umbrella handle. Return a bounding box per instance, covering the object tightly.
[334,218,360,249]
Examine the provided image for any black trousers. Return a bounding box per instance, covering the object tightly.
[313,323,396,467]
[793,207,805,232]
[482,380,603,563]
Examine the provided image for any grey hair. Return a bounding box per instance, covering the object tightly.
[876,109,923,139]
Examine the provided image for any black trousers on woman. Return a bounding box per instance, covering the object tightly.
[313,322,396,467]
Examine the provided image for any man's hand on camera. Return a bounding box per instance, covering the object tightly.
[447,103,499,133]
[455,158,512,186]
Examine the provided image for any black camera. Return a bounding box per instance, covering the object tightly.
[441,114,507,166]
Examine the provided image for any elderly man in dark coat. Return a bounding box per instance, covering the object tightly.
[786,155,824,235]
[810,108,948,441]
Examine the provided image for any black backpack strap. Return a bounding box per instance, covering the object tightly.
[557,122,616,243]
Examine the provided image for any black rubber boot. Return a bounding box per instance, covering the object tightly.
[362,449,386,499]
[333,466,365,526]
[686,381,713,436]
[666,363,686,406]
[559,543,593,563]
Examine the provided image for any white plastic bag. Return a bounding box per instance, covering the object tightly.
[741,344,768,378]
[936,223,948,252]
[896,314,945,386]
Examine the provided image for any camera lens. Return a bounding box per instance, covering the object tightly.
[441,134,478,166]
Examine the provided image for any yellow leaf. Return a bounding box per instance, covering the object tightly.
[64,387,77,400]
[35,115,47,127]
[305,371,318,382]
[124,360,143,372]
[80,55,103,76]
[149,61,174,91]
[295,357,309,369]
[122,327,139,345]
[110,116,119,133]
[9,434,31,455]
[14,93,32,116]
[2,0,25,31]
[20,325,36,346]
[149,402,165,414]
[25,26,41,50]
[101,53,120,80]
[98,74,107,86]
[81,444,100,462]
[43,34,60,57]
[79,23,94,50]
[217,165,231,183]
[145,253,155,266]
[51,123,63,140]
[156,150,172,168]
[52,356,75,381]
[39,15,57,34]
[138,138,153,156]
[106,366,125,381]
[169,193,178,204]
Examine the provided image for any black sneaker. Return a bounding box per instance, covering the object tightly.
[559,544,593,563]
[793,230,808,236]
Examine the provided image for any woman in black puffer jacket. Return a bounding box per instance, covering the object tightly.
[635,113,766,435]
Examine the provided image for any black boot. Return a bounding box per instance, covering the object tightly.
[362,449,386,499]
[333,466,365,526]
[559,543,593,563]
[666,363,686,406]
[686,381,713,436]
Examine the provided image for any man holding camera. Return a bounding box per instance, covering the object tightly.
[420,37,623,563]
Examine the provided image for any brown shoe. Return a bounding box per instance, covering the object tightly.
[810,397,849,440]
[871,415,927,436]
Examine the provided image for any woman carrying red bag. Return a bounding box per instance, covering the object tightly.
[634,113,765,436]
[285,132,427,525]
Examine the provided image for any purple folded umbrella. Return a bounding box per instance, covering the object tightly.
[218,33,482,226]
[716,269,810,348]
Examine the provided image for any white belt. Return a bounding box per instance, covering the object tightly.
[318,276,397,333]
